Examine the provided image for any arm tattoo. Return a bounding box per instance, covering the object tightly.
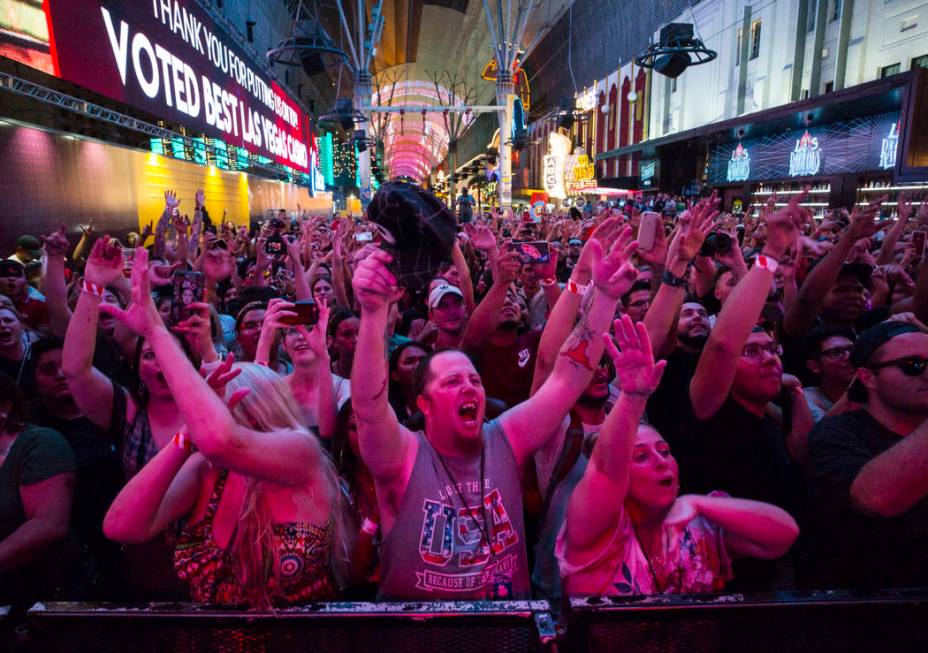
[371,377,388,401]
[559,310,596,371]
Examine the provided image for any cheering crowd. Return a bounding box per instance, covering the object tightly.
[2,182,928,610]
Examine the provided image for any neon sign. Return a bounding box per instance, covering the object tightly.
[543,132,571,200]
[880,122,899,170]
[726,142,751,182]
[789,130,822,177]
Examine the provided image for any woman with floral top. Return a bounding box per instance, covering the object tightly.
[556,316,799,596]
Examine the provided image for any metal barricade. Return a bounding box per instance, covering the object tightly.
[25,600,556,653]
[565,589,928,653]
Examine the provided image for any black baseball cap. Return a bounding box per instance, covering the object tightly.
[0,259,25,277]
[847,321,921,402]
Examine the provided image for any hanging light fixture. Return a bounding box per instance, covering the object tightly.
[634,23,717,79]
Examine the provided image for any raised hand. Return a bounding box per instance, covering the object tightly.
[494,249,522,285]
[42,225,69,258]
[263,297,298,332]
[80,221,96,238]
[84,236,125,287]
[294,299,331,358]
[763,188,809,259]
[98,248,164,337]
[467,222,497,252]
[199,353,248,408]
[591,225,639,300]
[352,248,397,312]
[847,195,889,241]
[147,260,183,287]
[675,193,719,262]
[195,189,205,209]
[602,315,666,396]
[164,190,180,212]
[172,301,216,361]
[533,247,559,281]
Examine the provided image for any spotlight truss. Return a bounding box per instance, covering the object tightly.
[634,23,717,79]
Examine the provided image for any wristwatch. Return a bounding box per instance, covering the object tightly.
[661,269,687,288]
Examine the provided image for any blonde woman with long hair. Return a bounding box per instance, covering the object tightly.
[103,248,352,607]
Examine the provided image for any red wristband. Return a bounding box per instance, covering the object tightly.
[566,279,589,295]
[81,280,106,297]
[172,429,194,453]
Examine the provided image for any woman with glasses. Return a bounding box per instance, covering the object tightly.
[557,317,799,597]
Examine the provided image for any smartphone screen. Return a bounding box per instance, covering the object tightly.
[637,211,662,251]
[121,249,134,278]
[355,232,373,242]
[508,241,550,263]
[170,271,205,326]
[279,299,319,326]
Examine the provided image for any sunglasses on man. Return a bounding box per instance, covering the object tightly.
[869,356,928,377]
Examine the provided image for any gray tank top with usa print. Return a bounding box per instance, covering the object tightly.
[377,419,530,600]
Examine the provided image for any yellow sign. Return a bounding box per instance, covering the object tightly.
[566,153,597,194]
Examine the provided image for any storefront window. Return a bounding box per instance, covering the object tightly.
[913,54,928,70]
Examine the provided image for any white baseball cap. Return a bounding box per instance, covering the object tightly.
[428,284,464,309]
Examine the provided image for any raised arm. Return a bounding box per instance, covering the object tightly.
[876,194,912,265]
[565,317,666,557]
[285,235,313,301]
[41,226,73,337]
[101,249,321,486]
[450,241,476,315]
[782,197,886,338]
[461,250,521,351]
[61,238,131,430]
[645,196,717,357]
[689,199,803,421]
[499,231,639,465]
[350,249,417,485]
[530,218,620,393]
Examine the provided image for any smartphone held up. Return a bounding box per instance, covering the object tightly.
[170,270,205,326]
[279,299,320,327]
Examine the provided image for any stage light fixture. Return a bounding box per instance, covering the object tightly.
[634,23,717,79]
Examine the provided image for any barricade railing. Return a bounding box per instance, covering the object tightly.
[566,589,928,653]
[16,590,928,652]
[22,600,556,653]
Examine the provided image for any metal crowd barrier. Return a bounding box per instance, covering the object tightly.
[16,590,928,652]
[565,589,928,653]
[22,600,556,653]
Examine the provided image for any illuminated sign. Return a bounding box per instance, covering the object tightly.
[707,112,899,184]
[789,130,822,177]
[543,132,571,200]
[14,1,311,172]
[726,143,751,182]
[639,158,660,188]
[576,88,597,112]
[880,122,899,170]
[565,152,597,194]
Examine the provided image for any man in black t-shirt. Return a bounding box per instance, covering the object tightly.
[807,320,928,589]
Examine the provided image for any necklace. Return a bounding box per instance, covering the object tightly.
[631,527,666,594]
[432,443,495,559]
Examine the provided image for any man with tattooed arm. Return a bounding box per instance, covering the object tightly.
[350,227,639,600]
